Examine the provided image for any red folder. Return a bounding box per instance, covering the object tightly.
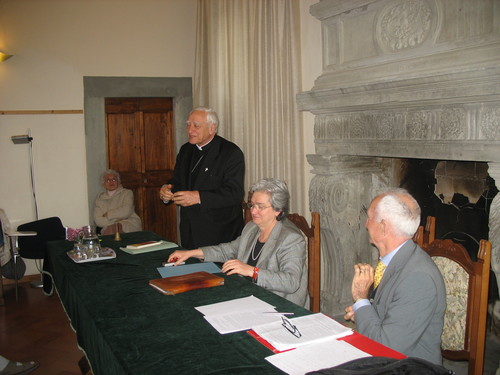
[247,329,405,359]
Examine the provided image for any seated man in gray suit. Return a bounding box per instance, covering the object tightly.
[344,188,446,365]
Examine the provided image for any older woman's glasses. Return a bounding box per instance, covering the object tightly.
[247,202,271,211]
[105,178,118,183]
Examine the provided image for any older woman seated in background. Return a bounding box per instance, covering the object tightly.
[168,178,308,307]
[93,169,142,235]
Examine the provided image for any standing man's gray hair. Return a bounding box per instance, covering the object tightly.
[189,107,219,130]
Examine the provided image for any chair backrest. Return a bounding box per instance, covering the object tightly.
[242,200,252,224]
[0,209,12,234]
[422,238,491,375]
[0,209,12,265]
[17,217,66,259]
[413,216,436,248]
[286,212,321,313]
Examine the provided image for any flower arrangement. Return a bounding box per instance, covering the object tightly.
[66,227,84,241]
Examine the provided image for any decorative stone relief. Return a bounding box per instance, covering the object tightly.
[479,106,500,140]
[315,115,343,140]
[326,180,350,213]
[406,111,432,139]
[488,163,500,295]
[439,107,467,140]
[349,114,372,139]
[313,104,492,149]
[376,0,434,52]
[375,112,400,139]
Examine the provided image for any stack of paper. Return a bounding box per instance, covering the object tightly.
[195,295,285,334]
[120,240,178,254]
[265,337,371,375]
[251,313,353,352]
[195,295,370,375]
[126,240,163,249]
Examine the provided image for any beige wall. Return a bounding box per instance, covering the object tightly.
[0,0,321,275]
[0,0,198,275]
[300,0,322,216]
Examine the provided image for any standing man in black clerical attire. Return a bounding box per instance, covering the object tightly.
[159,107,245,249]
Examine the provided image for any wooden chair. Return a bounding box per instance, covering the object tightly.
[242,200,252,224]
[413,216,436,248]
[423,238,491,375]
[286,212,321,313]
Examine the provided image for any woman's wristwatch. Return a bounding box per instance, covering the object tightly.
[252,267,260,283]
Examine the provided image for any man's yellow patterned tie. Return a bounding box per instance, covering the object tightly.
[373,260,386,289]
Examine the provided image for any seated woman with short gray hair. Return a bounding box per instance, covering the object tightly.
[168,178,308,307]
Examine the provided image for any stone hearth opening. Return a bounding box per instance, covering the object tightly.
[398,158,498,301]
[400,160,495,250]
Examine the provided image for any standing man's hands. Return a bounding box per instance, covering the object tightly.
[160,184,174,203]
[172,190,201,207]
[159,184,200,206]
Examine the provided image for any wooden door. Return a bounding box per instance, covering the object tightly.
[105,98,177,242]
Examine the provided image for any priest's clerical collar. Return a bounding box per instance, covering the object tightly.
[196,135,215,150]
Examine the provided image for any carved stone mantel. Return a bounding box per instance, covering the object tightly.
[298,0,500,317]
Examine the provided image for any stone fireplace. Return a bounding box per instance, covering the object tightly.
[297,0,500,319]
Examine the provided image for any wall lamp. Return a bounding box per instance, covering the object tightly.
[0,51,13,62]
[11,130,39,219]
[11,134,33,144]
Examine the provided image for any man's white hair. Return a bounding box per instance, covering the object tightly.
[374,188,421,238]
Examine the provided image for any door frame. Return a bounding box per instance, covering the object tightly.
[83,76,192,224]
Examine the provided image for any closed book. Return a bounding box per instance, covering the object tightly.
[149,271,224,295]
[126,240,162,249]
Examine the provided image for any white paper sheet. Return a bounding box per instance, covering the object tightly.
[203,310,284,334]
[251,313,353,352]
[195,295,275,316]
[195,295,283,334]
[265,337,371,375]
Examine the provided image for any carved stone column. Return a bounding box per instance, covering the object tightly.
[488,163,500,372]
[488,164,500,294]
[308,154,395,314]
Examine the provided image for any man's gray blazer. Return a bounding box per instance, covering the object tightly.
[355,240,446,365]
[202,219,308,307]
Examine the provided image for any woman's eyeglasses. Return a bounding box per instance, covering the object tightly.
[247,202,271,211]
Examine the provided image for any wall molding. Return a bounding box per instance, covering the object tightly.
[0,110,83,115]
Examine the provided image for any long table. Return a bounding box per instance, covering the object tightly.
[43,231,403,375]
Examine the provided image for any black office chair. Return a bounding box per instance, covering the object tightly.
[17,217,66,288]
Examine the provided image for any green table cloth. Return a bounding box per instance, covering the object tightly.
[43,231,310,375]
